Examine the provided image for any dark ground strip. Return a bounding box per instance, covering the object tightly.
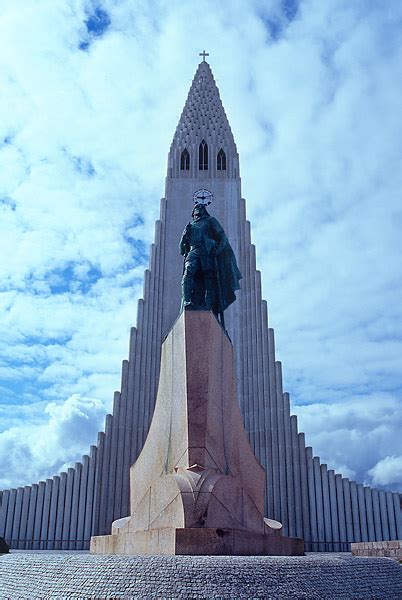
[0,552,401,599]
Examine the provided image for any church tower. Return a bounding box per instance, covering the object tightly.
[160,58,242,336]
[0,59,400,551]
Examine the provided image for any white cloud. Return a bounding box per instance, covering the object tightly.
[368,456,402,487]
[0,394,106,489]
[0,0,401,494]
[294,393,402,491]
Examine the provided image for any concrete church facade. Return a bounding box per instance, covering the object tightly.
[0,60,400,551]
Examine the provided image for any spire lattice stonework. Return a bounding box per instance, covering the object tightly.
[170,61,237,164]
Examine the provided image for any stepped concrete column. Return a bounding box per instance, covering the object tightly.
[290,415,303,538]
[342,479,354,548]
[54,473,67,550]
[261,301,273,518]
[69,463,82,549]
[18,487,31,549]
[11,487,24,548]
[335,475,347,550]
[47,477,59,550]
[357,484,368,541]
[371,489,382,540]
[268,329,280,522]
[40,479,53,550]
[98,416,112,535]
[76,456,89,550]
[378,490,389,541]
[0,490,10,539]
[320,465,332,551]
[313,458,324,549]
[84,447,97,548]
[364,487,375,541]
[62,469,74,550]
[328,470,339,551]
[350,482,361,542]
[33,482,45,550]
[306,447,318,551]
[4,489,16,546]
[393,493,402,539]
[275,362,288,535]
[76,458,88,549]
[386,491,397,540]
[91,311,303,556]
[118,359,130,518]
[107,393,121,526]
[92,431,105,535]
[25,484,38,550]
[283,393,295,538]
[298,434,310,544]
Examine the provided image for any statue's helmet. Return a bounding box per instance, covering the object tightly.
[192,203,209,218]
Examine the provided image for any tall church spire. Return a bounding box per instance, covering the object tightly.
[168,61,239,179]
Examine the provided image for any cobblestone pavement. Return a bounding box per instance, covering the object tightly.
[0,552,400,599]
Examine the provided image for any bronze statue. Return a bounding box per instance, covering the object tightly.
[179,203,242,327]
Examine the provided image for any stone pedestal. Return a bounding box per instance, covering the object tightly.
[91,310,303,555]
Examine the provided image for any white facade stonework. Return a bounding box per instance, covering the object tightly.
[0,61,400,550]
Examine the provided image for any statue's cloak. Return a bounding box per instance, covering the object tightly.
[215,243,242,312]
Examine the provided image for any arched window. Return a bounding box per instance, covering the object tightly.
[217,148,226,171]
[199,140,208,170]
[180,148,190,170]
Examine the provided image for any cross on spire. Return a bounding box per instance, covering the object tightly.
[199,50,209,62]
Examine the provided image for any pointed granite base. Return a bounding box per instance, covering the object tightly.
[91,311,303,556]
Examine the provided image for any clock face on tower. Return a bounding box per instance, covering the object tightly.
[193,189,213,206]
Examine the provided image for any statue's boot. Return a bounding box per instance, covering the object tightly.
[181,274,194,307]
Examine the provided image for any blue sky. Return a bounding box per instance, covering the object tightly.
[0,0,401,492]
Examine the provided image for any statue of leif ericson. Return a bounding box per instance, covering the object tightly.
[179,203,242,328]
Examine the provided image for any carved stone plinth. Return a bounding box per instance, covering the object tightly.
[91,311,303,555]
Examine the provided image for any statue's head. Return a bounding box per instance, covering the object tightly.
[192,203,209,221]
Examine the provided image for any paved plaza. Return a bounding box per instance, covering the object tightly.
[0,551,401,599]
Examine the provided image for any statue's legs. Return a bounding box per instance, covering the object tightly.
[182,251,218,312]
[204,268,218,313]
[182,253,201,307]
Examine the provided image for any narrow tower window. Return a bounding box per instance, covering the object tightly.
[217,148,226,171]
[180,148,190,170]
[199,140,208,170]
